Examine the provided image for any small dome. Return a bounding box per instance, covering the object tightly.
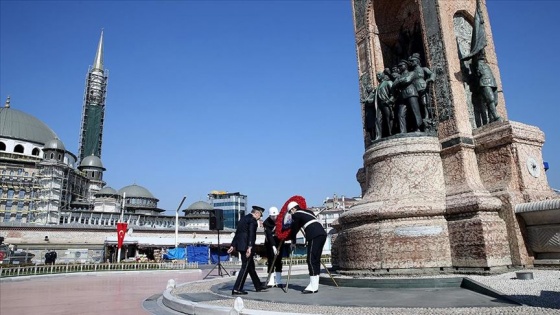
[96,186,117,196]
[186,201,213,211]
[43,138,66,151]
[80,155,104,169]
[118,184,156,199]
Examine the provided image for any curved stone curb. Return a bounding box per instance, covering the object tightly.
[162,287,321,315]
[161,268,320,315]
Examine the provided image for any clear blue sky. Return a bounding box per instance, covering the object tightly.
[1,1,558,215]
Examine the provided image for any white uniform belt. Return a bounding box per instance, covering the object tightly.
[303,219,319,229]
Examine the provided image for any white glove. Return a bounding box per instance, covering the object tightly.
[272,246,278,255]
[290,243,296,251]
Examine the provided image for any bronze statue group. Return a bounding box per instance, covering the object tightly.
[363,50,501,143]
[362,53,436,143]
[227,195,331,295]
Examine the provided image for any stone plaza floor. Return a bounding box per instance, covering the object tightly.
[1,266,559,315]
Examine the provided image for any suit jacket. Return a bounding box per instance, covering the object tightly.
[232,214,257,252]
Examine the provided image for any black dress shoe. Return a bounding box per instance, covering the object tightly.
[232,290,248,295]
[255,286,268,292]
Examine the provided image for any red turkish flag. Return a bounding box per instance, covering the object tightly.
[117,222,128,249]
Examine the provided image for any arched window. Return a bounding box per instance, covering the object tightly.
[14,144,24,153]
[50,153,54,159]
[32,148,40,156]
[0,142,6,151]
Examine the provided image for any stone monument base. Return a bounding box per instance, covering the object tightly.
[334,135,453,274]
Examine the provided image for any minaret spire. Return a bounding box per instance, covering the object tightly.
[93,29,104,71]
[78,31,108,162]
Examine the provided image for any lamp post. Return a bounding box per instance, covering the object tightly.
[175,196,187,248]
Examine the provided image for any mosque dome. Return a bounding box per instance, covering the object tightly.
[80,155,104,169]
[44,138,66,151]
[118,184,156,199]
[0,104,58,145]
[96,186,118,196]
[185,201,213,211]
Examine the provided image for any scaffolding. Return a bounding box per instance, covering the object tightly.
[78,67,108,162]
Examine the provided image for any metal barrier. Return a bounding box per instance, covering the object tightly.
[0,257,331,278]
[0,261,199,278]
[281,257,331,266]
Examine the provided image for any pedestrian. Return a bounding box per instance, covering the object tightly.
[263,206,284,287]
[227,206,268,295]
[287,201,327,294]
[44,251,51,264]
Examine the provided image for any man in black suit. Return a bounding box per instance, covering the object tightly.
[228,206,268,295]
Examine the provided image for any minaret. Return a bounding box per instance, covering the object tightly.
[78,30,108,162]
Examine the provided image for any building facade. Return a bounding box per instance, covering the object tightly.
[207,191,247,229]
[0,32,177,229]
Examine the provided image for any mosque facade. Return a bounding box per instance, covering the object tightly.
[0,32,252,263]
[0,32,175,228]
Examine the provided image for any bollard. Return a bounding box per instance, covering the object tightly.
[516,271,534,280]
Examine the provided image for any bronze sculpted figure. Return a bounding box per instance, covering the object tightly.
[408,53,435,122]
[361,84,378,142]
[392,60,423,133]
[460,0,501,127]
[470,53,502,125]
[375,71,395,139]
[390,66,400,81]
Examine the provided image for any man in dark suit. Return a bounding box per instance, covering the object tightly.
[228,206,268,295]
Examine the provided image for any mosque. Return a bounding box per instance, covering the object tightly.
[0,32,245,263]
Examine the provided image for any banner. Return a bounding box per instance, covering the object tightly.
[116,222,128,249]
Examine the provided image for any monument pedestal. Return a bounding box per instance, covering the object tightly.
[335,136,453,274]
[447,211,512,268]
[439,130,512,269]
[473,120,557,266]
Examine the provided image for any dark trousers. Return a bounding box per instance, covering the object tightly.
[233,250,261,291]
[306,235,327,276]
[265,241,283,273]
[397,96,422,133]
[376,103,393,138]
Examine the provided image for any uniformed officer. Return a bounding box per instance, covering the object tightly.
[228,206,268,295]
[263,206,284,287]
[287,201,327,294]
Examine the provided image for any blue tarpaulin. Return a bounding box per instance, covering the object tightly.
[210,248,230,264]
[163,247,186,260]
[186,245,209,264]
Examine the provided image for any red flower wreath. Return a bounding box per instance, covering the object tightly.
[275,195,307,241]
